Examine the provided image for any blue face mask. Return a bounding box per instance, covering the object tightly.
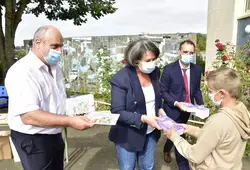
[44,49,61,65]
[181,54,193,65]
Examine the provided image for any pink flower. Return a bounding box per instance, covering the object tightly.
[121,59,126,64]
[215,43,224,51]
[248,50,250,55]
[247,67,250,73]
[215,39,220,43]
[205,71,209,76]
[223,55,229,61]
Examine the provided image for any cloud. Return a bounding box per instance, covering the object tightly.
[14,0,208,46]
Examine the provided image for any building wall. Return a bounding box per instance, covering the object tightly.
[205,0,236,70]
[205,0,250,70]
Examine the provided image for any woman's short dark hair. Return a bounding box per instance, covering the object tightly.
[124,39,160,67]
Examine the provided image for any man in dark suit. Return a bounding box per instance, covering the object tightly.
[160,40,204,170]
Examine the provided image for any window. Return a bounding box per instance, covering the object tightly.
[245,0,250,13]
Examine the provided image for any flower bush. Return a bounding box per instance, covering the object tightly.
[206,39,250,108]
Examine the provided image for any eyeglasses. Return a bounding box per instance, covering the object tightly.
[182,51,195,55]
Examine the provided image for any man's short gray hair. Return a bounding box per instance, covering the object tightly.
[33,26,50,43]
[124,39,160,67]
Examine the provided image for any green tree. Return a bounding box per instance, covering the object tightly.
[0,0,117,84]
[196,33,206,74]
[196,33,206,51]
[15,49,26,59]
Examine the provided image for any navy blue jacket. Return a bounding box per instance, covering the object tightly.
[109,65,161,152]
[160,60,204,122]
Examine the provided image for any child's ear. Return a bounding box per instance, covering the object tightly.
[220,89,228,98]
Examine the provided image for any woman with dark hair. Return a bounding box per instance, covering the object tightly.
[109,39,165,170]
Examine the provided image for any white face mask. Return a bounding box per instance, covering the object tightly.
[208,91,223,106]
[139,61,156,74]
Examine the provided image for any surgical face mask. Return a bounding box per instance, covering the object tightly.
[44,49,62,65]
[208,91,223,107]
[139,61,156,74]
[181,54,193,65]
[39,42,62,65]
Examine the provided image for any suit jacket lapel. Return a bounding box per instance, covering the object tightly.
[174,60,185,88]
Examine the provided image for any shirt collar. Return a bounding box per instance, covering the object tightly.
[28,50,46,69]
[179,59,190,70]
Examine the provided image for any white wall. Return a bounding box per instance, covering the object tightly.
[205,0,236,70]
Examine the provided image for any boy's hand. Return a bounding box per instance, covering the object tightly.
[164,127,176,139]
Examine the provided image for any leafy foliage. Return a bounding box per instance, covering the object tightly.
[196,33,206,51]
[96,48,123,103]
[204,39,250,156]
[196,52,205,74]
[24,0,117,25]
[15,49,26,59]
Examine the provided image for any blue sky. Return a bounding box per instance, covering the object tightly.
[15,0,208,46]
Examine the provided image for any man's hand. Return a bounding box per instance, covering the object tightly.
[175,102,188,111]
[69,116,94,130]
[158,108,166,117]
[141,115,162,130]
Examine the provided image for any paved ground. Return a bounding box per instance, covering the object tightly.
[0,126,250,170]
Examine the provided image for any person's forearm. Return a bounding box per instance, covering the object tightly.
[186,125,201,138]
[21,110,70,128]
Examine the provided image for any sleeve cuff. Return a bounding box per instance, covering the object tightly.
[134,113,144,129]
[169,130,181,142]
[174,101,178,106]
[16,105,40,116]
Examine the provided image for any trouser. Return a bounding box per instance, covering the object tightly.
[11,130,65,170]
[115,132,157,170]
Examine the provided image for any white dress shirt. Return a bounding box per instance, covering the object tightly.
[5,51,66,134]
[142,84,155,134]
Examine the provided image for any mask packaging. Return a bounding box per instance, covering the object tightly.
[157,115,184,135]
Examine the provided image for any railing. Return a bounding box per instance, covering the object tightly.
[94,101,205,125]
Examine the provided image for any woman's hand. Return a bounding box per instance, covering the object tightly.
[141,115,162,130]
[178,123,189,133]
[158,108,166,117]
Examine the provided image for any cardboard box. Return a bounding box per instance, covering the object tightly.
[0,136,12,160]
